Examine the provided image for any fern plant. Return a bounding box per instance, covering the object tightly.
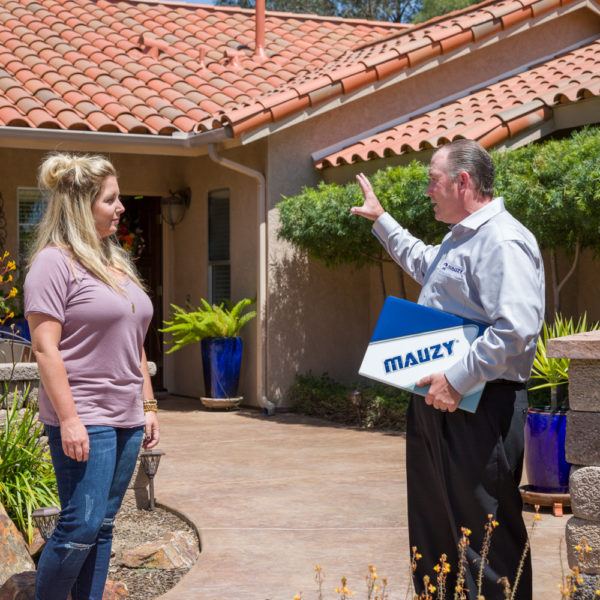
[529,313,599,411]
[161,298,256,354]
[0,387,59,544]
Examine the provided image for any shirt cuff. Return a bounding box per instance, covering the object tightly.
[444,362,484,396]
[372,212,400,241]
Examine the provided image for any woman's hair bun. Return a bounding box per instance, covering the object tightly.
[38,153,87,192]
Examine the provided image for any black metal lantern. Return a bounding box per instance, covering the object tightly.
[32,506,60,541]
[139,449,165,510]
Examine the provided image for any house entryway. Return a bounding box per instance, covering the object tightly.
[120,196,164,390]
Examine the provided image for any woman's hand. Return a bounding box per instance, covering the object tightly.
[143,411,160,449]
[350,173,385,221]
[60,416,90,461]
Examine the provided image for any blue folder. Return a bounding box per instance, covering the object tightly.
[359,296,488,413]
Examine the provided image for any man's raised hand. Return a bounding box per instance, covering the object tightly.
[351,173,385,221]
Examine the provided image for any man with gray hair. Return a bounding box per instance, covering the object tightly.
[352,140,544,599]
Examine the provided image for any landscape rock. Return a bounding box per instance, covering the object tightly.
[0,571,35,600]
[570,466,600,521]
[566,516,600,574]
[569,360,600,412]
[566,412,600,466]
[0,505,35,587]
[118,530,199,570]
[0,572,127,600]
[102,580,129,599]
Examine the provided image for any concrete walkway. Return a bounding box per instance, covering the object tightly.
[155,397,565,600]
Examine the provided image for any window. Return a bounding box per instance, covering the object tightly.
[18,188,47,264]
[208,189,230,305]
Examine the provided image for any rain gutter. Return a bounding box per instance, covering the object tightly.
[207,143,274,414]
[0,126,231,156]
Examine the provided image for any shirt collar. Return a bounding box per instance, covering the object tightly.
[451,197,505,236]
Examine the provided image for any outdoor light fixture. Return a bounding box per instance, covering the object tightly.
[161,188,191,229]
[139,449,165,510]
[32,506,60,542]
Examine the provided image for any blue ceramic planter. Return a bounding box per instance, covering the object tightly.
[524,409,570,493]
[200,337,243,399]
[0,318,30,341]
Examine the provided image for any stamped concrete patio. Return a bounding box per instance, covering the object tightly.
[155,397,565,600]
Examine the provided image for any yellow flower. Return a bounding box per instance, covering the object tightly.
[293,594,302,600]
[7,287,17,299]
[428,584,436,593]
[416,553,422,560]
[492,520,499,528]
[575,545,582,553]
[433,564,441,573]
[7,260,16,271]
[443,563,451,574]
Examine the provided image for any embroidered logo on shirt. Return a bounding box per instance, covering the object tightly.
[441,262,464,276]
[383,340,457,373]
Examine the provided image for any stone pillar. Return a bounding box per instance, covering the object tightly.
[548,332,600,598]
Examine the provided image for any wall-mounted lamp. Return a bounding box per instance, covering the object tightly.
[161,188,191,229]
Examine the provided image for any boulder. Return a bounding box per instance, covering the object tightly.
[0,572,127,600]
[0,571,35,600]
[0,505,35,587]
[118,530,199,570]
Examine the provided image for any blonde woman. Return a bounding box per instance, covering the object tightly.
[24,154,159,600]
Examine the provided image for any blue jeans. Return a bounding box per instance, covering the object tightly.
[36,425,143,600]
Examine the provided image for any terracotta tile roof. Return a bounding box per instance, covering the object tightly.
[315,37,600,168]
[0,0,405,134]
[209,0,593,135]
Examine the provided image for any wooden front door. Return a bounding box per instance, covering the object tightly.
[120,196,164,390]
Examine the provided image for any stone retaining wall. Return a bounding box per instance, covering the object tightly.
[548,332,600,598]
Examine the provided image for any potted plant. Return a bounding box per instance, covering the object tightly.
[161,298,256,403]
[526,313,599,493]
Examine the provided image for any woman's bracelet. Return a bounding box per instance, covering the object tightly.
[143,398,158,413]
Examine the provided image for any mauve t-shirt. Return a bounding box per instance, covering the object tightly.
[24,247,153,428]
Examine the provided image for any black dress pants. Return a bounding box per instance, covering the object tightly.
[407,382,532,600]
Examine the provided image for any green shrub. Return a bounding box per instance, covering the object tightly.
[287,372,410,430]
[0,388,58,544]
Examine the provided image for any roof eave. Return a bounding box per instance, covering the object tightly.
[0,126,232,157]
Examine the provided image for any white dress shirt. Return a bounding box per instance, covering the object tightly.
[372,198,545,395]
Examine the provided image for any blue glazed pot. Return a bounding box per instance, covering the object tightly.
[0,318,31,341]
[524,409,570,493]
[200,337,243,399]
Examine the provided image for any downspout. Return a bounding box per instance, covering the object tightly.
[207,144,274,414]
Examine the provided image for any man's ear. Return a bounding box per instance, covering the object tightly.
[457,171,470,190]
